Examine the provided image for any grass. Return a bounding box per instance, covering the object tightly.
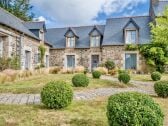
[0,96,167,126]
[130,74,168,82]
[0,74,127,94]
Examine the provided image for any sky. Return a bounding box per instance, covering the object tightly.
[30,0,150,28]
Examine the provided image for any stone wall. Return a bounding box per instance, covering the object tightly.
[50,48,101,70]
[0,24,50,70]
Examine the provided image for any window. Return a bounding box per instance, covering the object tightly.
[67,37,75,48]
[125,30,137,44]
[125,54,137,70]
[67,55,75,68]
[91,36,100,47]
[0,37,3,57]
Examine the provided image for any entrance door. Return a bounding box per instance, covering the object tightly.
[67,55,75,68]
[25,51,31,70]
[91,55,99,70]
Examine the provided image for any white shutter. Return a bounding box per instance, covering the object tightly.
[0,37,3,57]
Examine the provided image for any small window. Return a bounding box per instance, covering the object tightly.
[91,36,100,47]
[125,53,137,70]
[0,37,3,57]
[67,55,75,68]
[67,37,75,48]
[125,30,137,44]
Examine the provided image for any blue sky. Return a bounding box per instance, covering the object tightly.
[30,0,150,28]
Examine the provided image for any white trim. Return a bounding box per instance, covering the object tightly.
[123,51,139,70]
[63,53,78,69]
[0,37,3,57]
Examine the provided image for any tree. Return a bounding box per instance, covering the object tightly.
[0,0,34,21]
[140,7,168,73]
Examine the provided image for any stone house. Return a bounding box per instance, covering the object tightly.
[46,0,167,72]
[0,8,51,70]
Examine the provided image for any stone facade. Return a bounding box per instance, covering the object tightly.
[50,46,147,72]
[0,24,50,70]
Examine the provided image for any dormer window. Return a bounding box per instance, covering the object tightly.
[90,36,100,47]
[67,37,75,48]
[125,30,137,44]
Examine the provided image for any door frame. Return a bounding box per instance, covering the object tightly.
[89,53,101,72]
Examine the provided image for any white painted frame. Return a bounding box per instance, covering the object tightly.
[89,53,101,72]
[63,53,78,69]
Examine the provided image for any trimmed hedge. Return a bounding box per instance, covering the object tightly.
[72,74,89,87]
[41,81,73,109]
[92,71,102,79]
[154,81,168,98]
[151,72,162,81]
[118,73,130,84]
[107,92,164,126]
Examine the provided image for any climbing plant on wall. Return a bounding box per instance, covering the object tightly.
[38,44,46,67]
[140,7,168,73]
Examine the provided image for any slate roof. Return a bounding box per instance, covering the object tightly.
[23,21,47,31]
[45,25,105,48]
[102,16,151,46]
[0,7,39,40]
[153,0,168,16]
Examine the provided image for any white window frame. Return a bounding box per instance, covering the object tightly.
[0,37,3,57]
[67,37,75,48]
[90,36,100,47]
[125,30,137,44]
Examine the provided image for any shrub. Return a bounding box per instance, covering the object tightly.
[41,81,73,109]
[118,69,128,74]
[94,67,108,75]
[151,71,162,81]
[0,73,7,84]
[154,81,168,98]
[92,71,101,79]
[107,92,164,126]
[49,67,61,74]
[105,60,115,71]
[118,73,130,84]
[72,74,89,87]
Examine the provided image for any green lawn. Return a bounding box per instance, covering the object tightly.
[0,97,167,126]
[130,74,168,82]
[0,74,128,94]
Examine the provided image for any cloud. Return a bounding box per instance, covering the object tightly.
[30,0,147,27]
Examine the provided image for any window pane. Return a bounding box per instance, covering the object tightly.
[67,55,75,68]
[125,54,137,70]
[67,37,75,48]
[91,36,100,47]
[126,30,136,44]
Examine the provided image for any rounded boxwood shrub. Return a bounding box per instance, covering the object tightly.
[92,70,101,79]
[72,74,89,87]
[154,81,168,98]
[41,81,73,109]
[107,92,164,126]
[151,72,162,81]
[118,73,130,84]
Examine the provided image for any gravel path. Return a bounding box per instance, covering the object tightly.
[0,76,155,105]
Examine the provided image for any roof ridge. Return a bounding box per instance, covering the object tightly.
[47,24,105,30]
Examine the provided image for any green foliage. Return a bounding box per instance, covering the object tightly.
[154,81,168,98]
[41,81,73,109]
[0,0,34,21]
[118,73,130,84]
[105,60,115,71]
[118,69,128,74]
[125,44,139,51]
[72,74,89,87]
[0,56,20,71]
[92,71,101,79]
[151,72,162,81]
[38,44,46,66]
[140,7,168,73]
[107,92,164,126]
